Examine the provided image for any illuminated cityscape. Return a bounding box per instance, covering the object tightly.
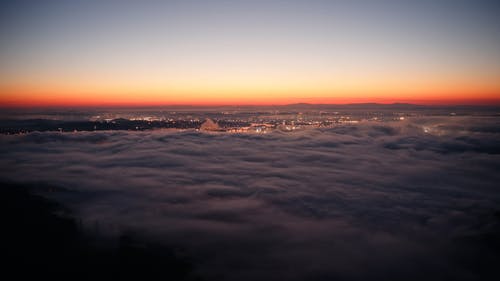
[2,104,495,135]
[1,1,500,281]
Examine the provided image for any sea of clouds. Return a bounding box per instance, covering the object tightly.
[1,116,500,281]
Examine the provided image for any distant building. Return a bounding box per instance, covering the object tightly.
[200,118,221,131]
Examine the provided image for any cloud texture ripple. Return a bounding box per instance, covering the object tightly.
[1,116,500,281]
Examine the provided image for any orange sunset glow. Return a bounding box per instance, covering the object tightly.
[2,72,500,106]
[1,0,500,107]
[2,2,500,281]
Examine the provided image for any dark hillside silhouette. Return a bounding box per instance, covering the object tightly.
[0,182,199,281]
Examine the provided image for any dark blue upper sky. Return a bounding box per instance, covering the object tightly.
[1,0,499,105]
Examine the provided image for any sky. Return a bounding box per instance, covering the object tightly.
[1,0,500,106]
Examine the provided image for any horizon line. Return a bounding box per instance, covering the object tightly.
[2,101,500,109]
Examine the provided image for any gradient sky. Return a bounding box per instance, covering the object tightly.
[1,0,500,106]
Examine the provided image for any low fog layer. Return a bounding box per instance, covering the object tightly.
[1,116,500,281]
